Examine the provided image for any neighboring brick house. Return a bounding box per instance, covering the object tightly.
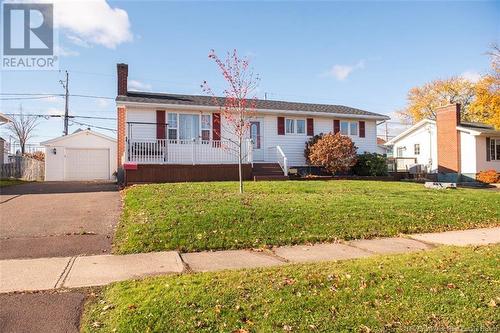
[385,104,500,181]
[115,63,389,183]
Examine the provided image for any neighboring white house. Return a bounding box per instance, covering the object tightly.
[385,119,438,172]
[385,104,500,181]
[115,63,390,182]
[0,113,11,165]
[376,137,390,155]
[41,129,117,181]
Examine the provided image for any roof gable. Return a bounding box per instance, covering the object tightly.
[385,119,435,145]
[41,129,116,145]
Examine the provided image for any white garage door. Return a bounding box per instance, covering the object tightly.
[64,148,109,180]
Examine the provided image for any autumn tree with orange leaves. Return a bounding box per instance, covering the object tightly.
[469,44,500,129]
[202,49,260,193]
[398,77,476,123]
[399,44,500,129]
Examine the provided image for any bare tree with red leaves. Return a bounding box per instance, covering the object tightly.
[202,49,260,193]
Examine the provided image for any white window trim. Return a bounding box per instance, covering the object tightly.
[285,117,306,135]
[168,113,212,141]
[201,114,212,141]
[340,121,359,137]
[490,138,500,161]
[167,112,178,140]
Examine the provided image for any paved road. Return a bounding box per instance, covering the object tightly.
[0,292,85,333]
[0,181,121,259]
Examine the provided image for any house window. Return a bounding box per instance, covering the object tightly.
[491,138,500,160]
[285,118,306,135]
[168,113,178,140]
[296,119,305,134]
[340,121,359,136]
[350,122,358,136]
[340,121,349,135]
[179,114,200,141]
[397,147,404,157]
[201,115,211,141]
[414,144,420,155]
[285,119,295,134]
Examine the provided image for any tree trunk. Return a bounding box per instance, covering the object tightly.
[238,138,243,194]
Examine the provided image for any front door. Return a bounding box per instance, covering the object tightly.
[250,120,264,161]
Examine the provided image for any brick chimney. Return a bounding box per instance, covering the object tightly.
[436,103,461,174]
[117,63,128,96]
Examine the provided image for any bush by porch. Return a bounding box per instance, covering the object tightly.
[114,181,500,254]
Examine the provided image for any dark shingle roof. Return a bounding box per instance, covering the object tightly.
[459,122,495,130]
[117,91,389,119]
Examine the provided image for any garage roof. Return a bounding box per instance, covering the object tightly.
[41,129,116,146]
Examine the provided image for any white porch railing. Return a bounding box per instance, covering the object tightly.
[276,145,288,176]
[126,138,254,165]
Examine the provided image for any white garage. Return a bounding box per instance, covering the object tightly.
[41,130,117,181]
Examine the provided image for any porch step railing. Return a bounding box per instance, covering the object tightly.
[126,138,254,165]
[275,145,288,176]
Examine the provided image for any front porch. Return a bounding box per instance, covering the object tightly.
[123,138,289,184]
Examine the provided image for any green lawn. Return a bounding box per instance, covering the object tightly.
[82,245,500,333]
[0,179,27,187]
[114,181,499,254]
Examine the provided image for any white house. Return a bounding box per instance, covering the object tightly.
[115,63,390,183]
[385,119,438,172]
[41,129,117,181]
[385,104,500,181]
[0,112,11,165]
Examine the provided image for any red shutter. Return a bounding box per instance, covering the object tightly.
[333,120,340,134]
[156,110,165,139]
[277,117,285,135]
[359,121,366,138]
[212,113,221,141]
[306,118,314,136]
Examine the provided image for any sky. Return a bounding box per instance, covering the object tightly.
[1,0,499,146]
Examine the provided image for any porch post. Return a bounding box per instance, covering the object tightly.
[192,138,196,165]
[247,139,253,165]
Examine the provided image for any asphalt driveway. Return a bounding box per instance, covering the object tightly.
[0,182,121,259]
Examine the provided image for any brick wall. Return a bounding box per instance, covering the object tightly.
[117,106,126,168]
[117,63,128,96]
[436,103,461,173]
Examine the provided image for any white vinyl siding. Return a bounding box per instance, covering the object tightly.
[124,107,379,166]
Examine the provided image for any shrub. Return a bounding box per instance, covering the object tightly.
[304,133,324,164]
[352,153,388,176]
[476,170,500,184]
[308,133,357,174]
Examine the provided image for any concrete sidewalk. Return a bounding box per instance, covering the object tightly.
[1,227,498,294]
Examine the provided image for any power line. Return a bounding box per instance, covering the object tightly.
[4,113,116,120]
[0,93,114,100]
[69,120,116,132]
[70,94,115,100]
[0,96,60,100]
[0,93,63,96]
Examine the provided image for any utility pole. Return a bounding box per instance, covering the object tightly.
[60,70,69,135]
